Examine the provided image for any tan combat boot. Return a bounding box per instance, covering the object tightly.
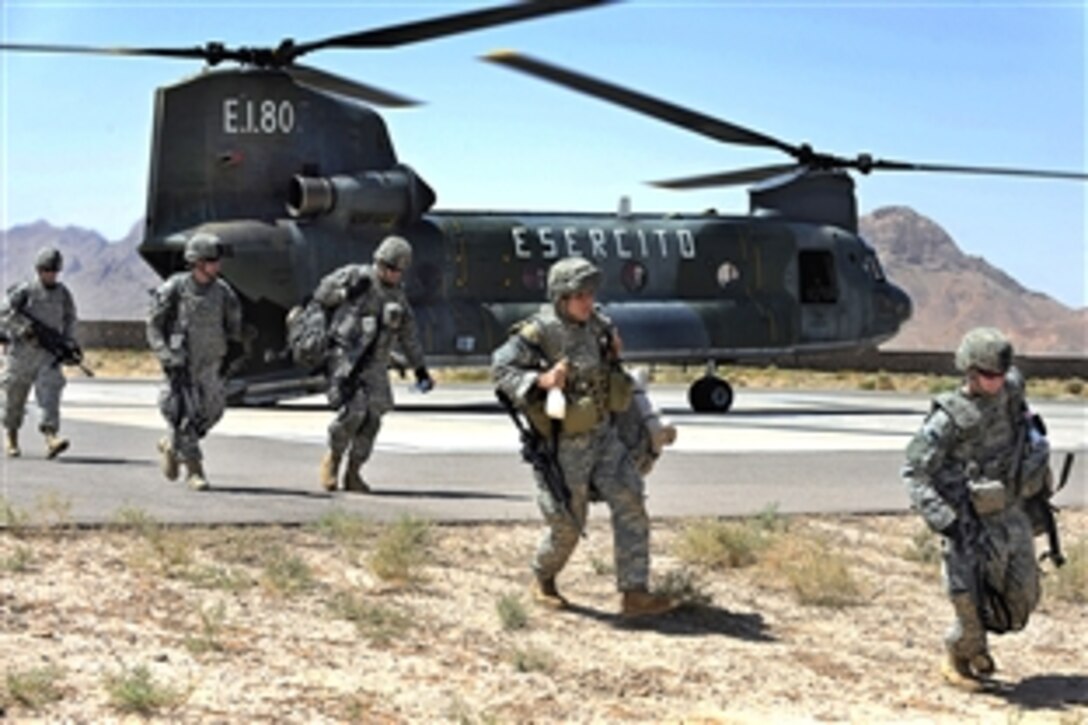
[531,576,569,610]
[342,463,370,493]
[620,588,679,619]
[5,429,20,458]
[43,430,70,460]
[940,652,984,692]
[157,437,180,481]
[185,459,209,491]
[319,451,341,491]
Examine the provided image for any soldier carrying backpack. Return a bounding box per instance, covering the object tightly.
[297,236,434,493]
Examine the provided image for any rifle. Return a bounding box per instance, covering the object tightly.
[14,302,94,377]
[1028,452,1072,568]
[496,389,582,536]
[329,319,381,410]
[166,363,209,451]
[940,468,1012,634]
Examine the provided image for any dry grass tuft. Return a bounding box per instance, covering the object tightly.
[763,532,866,608]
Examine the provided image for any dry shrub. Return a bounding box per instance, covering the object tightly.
[763,533,865,608]
[368,516,431,584]
[674,519,770,570]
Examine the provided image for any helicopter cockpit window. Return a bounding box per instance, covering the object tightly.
[799,250,838,304]
[862,252,886,282]
[621,261,649,292]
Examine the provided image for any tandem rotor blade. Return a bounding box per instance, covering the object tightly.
[483,49,798,155]
[1,1,613,69]
[650,164,803,190]
[865,158,1088,181]
[484,50,1088,190]
[289,64,418,107]
[294,0,613,55]
[0,42,213,61]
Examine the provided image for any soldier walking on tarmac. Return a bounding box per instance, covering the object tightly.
[313,235,434,492]
[147,233,243,491]
[0,247,77,459]
[491,257,677,619]
[903,327,1054,691]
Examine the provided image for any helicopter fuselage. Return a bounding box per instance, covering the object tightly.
[136,67,911,405]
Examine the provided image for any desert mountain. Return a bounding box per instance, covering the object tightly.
[860,207,1086,355]
[1,211,1084,353]
[0,220,160,320]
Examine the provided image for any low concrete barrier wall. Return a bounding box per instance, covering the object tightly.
[77,321,1088,379]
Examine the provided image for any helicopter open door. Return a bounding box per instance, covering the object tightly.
[797,248,842,342]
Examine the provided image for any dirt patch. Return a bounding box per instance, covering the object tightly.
[2,511,1085,722]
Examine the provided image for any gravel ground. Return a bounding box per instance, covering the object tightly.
[1,510,1085,723]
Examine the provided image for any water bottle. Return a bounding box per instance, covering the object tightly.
[546,387,566,419]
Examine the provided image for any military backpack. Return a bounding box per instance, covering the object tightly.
[285,297,332,370]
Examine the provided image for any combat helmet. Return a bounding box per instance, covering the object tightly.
[547,257,601,302]
[184,232,222,264]
[35,247,63,272]
[955,327,1013,374]
[374,235,413,271]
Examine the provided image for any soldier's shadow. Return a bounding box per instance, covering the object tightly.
[987,673,1088,709]
[565,602,775,642]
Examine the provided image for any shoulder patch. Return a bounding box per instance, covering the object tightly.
[933,391,982,432]
[516,321,543,345]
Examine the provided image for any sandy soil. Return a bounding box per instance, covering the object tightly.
[1,510,1085,723]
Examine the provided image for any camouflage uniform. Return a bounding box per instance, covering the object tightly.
[147,235,243,487]
[902,328,1048,687]
[0,247,77,458]
[315,236,430,491]
[493,258,672,615]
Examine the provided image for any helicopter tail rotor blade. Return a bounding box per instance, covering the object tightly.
[650,164,804,190]
[288,64,419,107]
[483,49,798,155]
[296,0,612,56]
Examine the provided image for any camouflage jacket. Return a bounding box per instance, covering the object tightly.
[902,370,1046,532]
[314,263,425,374]
[0,278,77,349]
[492,304,630,436]
[146,272,242,369]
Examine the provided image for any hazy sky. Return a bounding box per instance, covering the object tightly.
[2,1,1085,307]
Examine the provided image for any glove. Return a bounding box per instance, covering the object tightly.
[159,351,185,374]
[414,366,434,393]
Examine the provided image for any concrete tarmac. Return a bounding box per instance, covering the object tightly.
[1,379,1084,526]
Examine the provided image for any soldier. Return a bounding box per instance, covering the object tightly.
[0,247,77,459]
[314,235,434,492]
[903,327,1051,691]
[492,257,677,618]
[147,233,243,490]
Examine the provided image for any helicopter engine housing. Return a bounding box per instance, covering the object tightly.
[287,164,436,226]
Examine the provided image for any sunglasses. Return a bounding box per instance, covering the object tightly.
[974,368,1005,380]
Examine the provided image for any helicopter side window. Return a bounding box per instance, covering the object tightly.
[621,261,649,292]
[799,250,838,304]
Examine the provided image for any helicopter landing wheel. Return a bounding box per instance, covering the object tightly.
[688,376,734,413]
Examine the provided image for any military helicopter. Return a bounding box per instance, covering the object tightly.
[5,3,1083,413]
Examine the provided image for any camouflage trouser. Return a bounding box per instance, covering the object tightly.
[942,505,1039,659]
[327,385,384,467]
[532,423,650,592]
[158,362,226,463]
[1,345,65,433]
